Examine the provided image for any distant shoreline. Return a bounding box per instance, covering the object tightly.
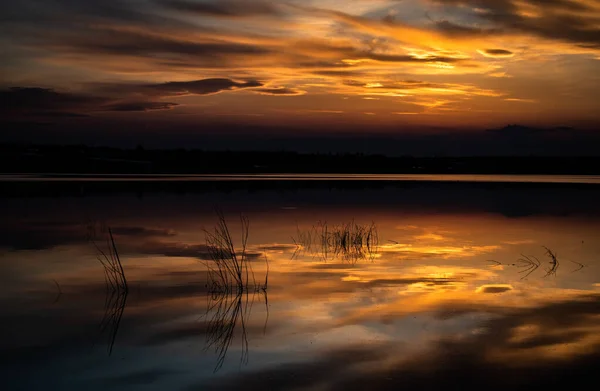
[3,173,600,185]
[2,144,600,175]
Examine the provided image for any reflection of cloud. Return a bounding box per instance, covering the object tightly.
[251,87,306,96]
[142,321,211,346]
[0,221,176,250]
[204,293,600,390]
[110,227,176,237]
[478,49,514,58]
[414,233,445,241]
[476,284,513,294]
[502,240,535,245]
[380,243,499,259]
[102,369,181,387]
[259,244,298,251]
[136,240,263,261]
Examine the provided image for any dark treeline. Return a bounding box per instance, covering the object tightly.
[2,143,600,174]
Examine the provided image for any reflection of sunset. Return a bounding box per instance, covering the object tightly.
[2,188,600,389]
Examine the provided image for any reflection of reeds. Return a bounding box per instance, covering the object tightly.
[204,290,268,373]
[99,279,128,355]
[543,246,560,277]
[292,220,379,263]
[516,254,541,280]
[204,211,268,293]
[542,246,585,273]
[489,245,584,280]
[89,224,128,355]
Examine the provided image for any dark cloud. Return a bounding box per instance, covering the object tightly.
[0,87,107,116]
[157,0,282,18]
[27,111,91,118]
[29,26,272,69]
[430,0,600,48]
[149,78,263,96]
[434,20,500,36]
[486,124,573,135]
[68,29,270,58]
[0,3,273,71]
[0,87,173,117]
[0,79,265,118]
[101,101,179,112]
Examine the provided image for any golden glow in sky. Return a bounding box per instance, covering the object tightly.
[1,0,600,129]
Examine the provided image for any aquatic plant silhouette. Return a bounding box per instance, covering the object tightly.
[203,211,268,294]
[200,211,270,371]
[292,220,379,263]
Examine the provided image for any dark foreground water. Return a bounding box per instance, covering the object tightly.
[2,176,600,390]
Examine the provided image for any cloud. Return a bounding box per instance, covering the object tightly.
[1,79,265,117]
[434,20,500,37]
[0,87,174,117]
[1,0,600,131]
[101,101,179,112]
[429,0,600,48]
[58,28,271,60]
[486,124,574,135]
[0,87,106,115]
[157,0,282,18]
[148,78,263,96]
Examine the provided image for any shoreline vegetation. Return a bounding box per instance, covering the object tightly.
[3,143,600,175]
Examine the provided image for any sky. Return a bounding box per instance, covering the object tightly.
[1,0,600,150]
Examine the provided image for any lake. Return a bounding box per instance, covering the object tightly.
[2,176,600,390]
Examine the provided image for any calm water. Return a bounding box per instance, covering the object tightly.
[2,177,600,390]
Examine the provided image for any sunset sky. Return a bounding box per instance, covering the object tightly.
[1,0,600,146]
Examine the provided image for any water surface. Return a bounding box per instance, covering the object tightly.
[2,178,600,390]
